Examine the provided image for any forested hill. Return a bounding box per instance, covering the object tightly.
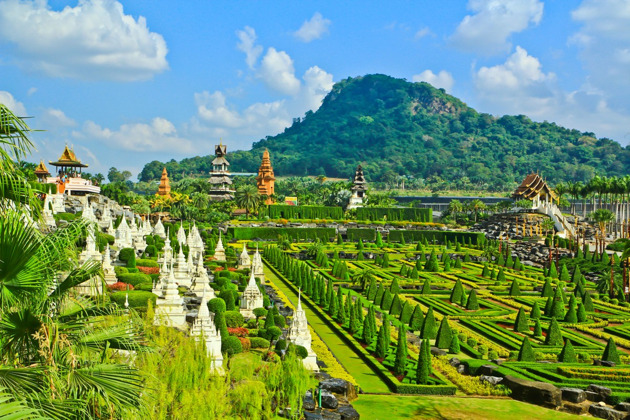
[139,74,630,188]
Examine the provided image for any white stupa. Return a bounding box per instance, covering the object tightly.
[154,264,187,328]
[41,194,56,228]
[214,231,226,262]
[153,216,166,239]
[81,202,97,224]
[251,246,265,284]
[188,222,205,261]
[177,221,187,245]
[158,228,173,264]
[190,288,224,373]
[238,243,251,270]
[239,271,264,319]
[287,290,319,371]
[107,219,115,236]
[102,244,118,285]
[174,245,192,287]
[191,257,214,296]
[79,224,102,263]
[115,215,132,249]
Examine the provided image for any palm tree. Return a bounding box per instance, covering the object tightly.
[468,199,486,222]
[447,199,463,223]
[235,184,261,218]
[352,268,375,290]
[592,208,615,251]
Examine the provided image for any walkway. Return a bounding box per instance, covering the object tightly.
[263,264,391,394]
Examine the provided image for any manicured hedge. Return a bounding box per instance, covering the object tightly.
[250,337,270,349]
[356,207,432,222]
[227,227,336,241]
[346,228,376,242]
[110,290,156,308]
[136,258,159,268]
[388,230,486,245]
[31,181,57,194]
[265,205,343,220]
[117,273,152,287]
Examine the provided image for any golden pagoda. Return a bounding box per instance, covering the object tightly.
[157,167,171,198]
[256,149,275,204]
[512,172,557,207]
[34,160,51,183]
[49,145,88,175]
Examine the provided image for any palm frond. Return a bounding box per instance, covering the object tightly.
[48,260,102,300]
[0,308,43,362]
[0,386,47,420]
[77,322,146,352]
[67,364,144,409]
[0,170,38,213]
[26,396,85,420]
[0,104,35,169]
[0,367,45,395]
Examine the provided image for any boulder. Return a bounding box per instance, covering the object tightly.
[562,402,589,415]
[337,404,360,420]
[586,391,604,402]
[478,365,500,376]
[502,375,562,408]
[304,391,316,411]
[615,402,630,412]
[321,411,342,420]
[304,412,324,420]
[320,378,358,401]
[588,385,613,398]
[561,387,587,403]
[602,361,617,367]
[588,404,626,420]
[320,390,338,410]
[449,357,461,367]
[480,375,503,385]
[457,364,466,374]
[430,347,447,356]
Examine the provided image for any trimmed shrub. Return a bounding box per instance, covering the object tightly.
[545,318,563,346]
[416,339,430,384]
[420,307,437,339]
[357,207,432,222]
[450,280,464,304]
[449,334,460,354]
[466,289,479,310]
[118,248,136,268]
[224,311,245,328]
[602,338,621,364]
[530,301,541,319]
[509,280,521,297]
[514,307,528,333]
[558,339,577,363]
[275,339,287,351]
[208,298,226,314]
[518,337,535,362]
[136,258,159,267]
[222,336,243,356]
[421,278,431,294]
[409,305,424,331]
[110,290,156,308]
[435,317,453,349]
[394,325,408,376]
[117,273,152,287]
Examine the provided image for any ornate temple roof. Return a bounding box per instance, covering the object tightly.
[512,173,557,200]
[157,167,171,197]
[49,145,88,168]
[352,165,367,191]
[34,160,50,176]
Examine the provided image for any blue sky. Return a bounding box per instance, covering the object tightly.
[1,0,629,178]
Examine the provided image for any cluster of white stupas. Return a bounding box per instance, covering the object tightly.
[288,291,319,371]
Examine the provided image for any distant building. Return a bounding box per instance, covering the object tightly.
[156,167,171,198]
[208,141,235,201]
[47,145,100,195]
[34,160,50,183]
[256,149,275,204]
[348,165,367,209]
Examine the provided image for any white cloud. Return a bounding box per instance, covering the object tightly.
[42,108,76,127]
[0,91,26,115]
[236,26,263,69]
[78,118,193,153]
[27,87,37,96]
[412,70,455,91]
[571,0,630,113]
[0,0,168,81]
[450,0,544,55]
[415,27,432,40]
[258,48,301,95]
[293,12,331,42]
[300,66,334,110]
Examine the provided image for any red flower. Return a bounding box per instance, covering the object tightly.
[108,282,134,292]
[137,266,159,274]
[228,327,249,337]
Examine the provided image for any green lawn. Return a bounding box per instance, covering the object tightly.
[264,265,391,394]
[353,395,582,420]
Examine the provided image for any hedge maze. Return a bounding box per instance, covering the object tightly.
[256,235,630,401]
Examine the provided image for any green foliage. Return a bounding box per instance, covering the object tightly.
[357,207,432,222]
[518,337,536,362]
[420,307,437,339]
[110,290,156,308]
[227,226,336,241]
[583,292,594,311]
[545,318,564,346]
[514,307,528,333]
[375,322,389,359]
[558,339,577,363]
[119,247,136,268]
[530,301,541,319]
[416,339,430,385]
[249,337,270,349]
[222,336,243,356]
[389,230,483,244]
[449,334,460,354]
[265,205,343,219]
[533,319,542,337]
[347,228,376,242]
[394,325,408,376]
[466,289,479,310]
[224,311,245,328]
[577,302,587,322]
[450,279,464,304]
[118,272,152,287]
[136,258,159,267]
[602,338,621,364]
[508,280,521,296]
[381,290,393,311]
[410,305,424,331]
[435,317,453,349]
[421,278,431,294]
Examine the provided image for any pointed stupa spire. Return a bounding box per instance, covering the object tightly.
[157,167,171,198]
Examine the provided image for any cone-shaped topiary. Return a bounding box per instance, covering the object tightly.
[421,278,431,294]
[409,305,424,331]
[560,264,570,282]
[564,304,578,323]
[482,263,490,278]
[376,232,384,247]
[544,296,554,316]
[420,307,437,339]
[400,301,413,324]
[466,289,479,310]
[533,319,542,337]
[416,339,430,384]
[497,268,506,282]
[449,334,460,354]
[551,298,566,320]
[514,307,528,332]
[549,262,558,279]
[583,292,594,312]
[381,290,393,311]
[459,288,467,307]
[602,337,621,364]
[577,302,587,323]
[394,325,408,376]
[545,317,564,346]
[435,317,453,349]
[509,280,521,296]
[450,279,464,304]
[518,337,536,362]
[375,322,388,359]
[390,277,400,294]
[530,301,541,319]
[558,339,577,363]
[367,278,378,300]
[390,294,402,316]
[454,258,462,269]
[571,266,582,284]
[410,267,420,280]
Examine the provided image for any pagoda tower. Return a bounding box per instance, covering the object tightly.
[157,167,171,198]
[214,231,226,262]
[190,288,224,373]
[251,246,265,283]
[34,160,51,183]
[102,244,118,285]
[154,264,187,328]
[256,149,275,204]
[287,291,319,371]
[238,243,251,270]
[348,165,367,210]
[48,145,99,195]
[208,141,235,201]
[239,271,264,319]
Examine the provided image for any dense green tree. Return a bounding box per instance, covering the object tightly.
[545,318,564,346]
[602,338,621,364]
[421,278,431,294]
[530,301,541,319]
[518,337,536,362]
[435,317,453,349]
[450,279,464,304]
[449,334,460,354]
[509,280,521,296]
[558,339,577,363]
[466,288,479,310]
[514,307,529,333]
[420,307,437,339]
[409,305,424,331]
[394,325,408,376]
[416,339,430,385]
